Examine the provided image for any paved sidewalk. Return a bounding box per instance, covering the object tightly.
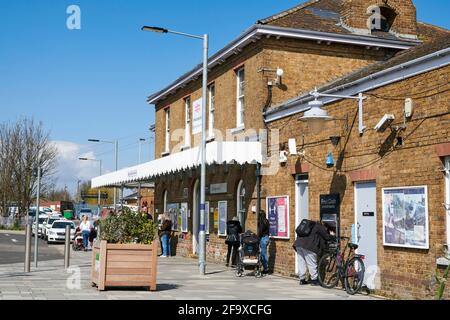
[0,248,379,300]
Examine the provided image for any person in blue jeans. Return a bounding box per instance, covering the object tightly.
[79,215,91,251]
[258,210,270,274]
[160,217,172,257]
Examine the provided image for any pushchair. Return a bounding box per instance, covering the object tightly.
[235,230,263,278]
[72,227,84,251]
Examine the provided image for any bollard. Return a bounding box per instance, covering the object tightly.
[24,223,32,272]
[64,225,70,269]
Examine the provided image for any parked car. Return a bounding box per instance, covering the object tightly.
[32,214,48,237]
[46,220,75,244]
[42,215,63,240]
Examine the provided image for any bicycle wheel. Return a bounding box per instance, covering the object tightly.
[344,256,365,295]
[318,253,340,289]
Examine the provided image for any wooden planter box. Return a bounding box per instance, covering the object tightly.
[91,240,158,291]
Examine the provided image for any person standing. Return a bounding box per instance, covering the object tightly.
[225,216,242,267]
[79,215,91,252]
[160,215,172,257]
[294,220,335,285]
[258,210,270,274]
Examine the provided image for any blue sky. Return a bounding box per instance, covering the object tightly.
[0,0,448,194]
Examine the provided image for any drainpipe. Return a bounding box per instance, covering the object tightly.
[257,82,273,235]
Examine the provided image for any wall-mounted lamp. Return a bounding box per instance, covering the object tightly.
[300,88,366,135]
[257,67,284,86]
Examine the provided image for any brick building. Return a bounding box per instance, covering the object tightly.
[92,0,450,298]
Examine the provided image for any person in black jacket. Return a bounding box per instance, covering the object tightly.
[258,210,270,274]
[225,216,242,267]
[293,220,335,285]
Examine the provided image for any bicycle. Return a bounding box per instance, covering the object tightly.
[317,236,366,295]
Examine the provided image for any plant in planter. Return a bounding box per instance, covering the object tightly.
[91,208,159,291]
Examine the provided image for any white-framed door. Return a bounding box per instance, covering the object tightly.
[354,181,377,289]
[192,179,200,255]
[294,176,309,274]
[445,157,450,246]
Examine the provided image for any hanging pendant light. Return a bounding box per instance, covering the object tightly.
[300,99,332,121]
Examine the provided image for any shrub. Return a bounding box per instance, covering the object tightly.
[99,207,158,245]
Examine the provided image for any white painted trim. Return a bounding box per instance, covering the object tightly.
[265,48,450,123]
[294,178,308,274]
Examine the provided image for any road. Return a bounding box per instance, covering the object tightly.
[0,232,63,265]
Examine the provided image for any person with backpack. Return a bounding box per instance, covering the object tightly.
[225,216,242,267]
[258,210,270,274]
[293,219,335,285]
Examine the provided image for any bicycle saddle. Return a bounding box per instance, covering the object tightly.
[348,243,359,250]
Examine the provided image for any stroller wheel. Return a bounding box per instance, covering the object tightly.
[255,268,262,278]
[235,268,244,277]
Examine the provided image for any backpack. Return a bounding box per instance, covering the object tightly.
[296,219,316,237]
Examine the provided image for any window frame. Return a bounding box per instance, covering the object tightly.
[236,68,245,128]
[236,180,246,228]
[164,108,170,153]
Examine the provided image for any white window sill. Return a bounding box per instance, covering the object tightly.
[181,145,191,151]
[230,126,245,135]
[206,136,215,143]
[161,151,170,157]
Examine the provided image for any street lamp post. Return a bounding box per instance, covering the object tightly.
[79,158,102,216]
[142,25,208,275]
[88,139,118,210]
[33,162,41,268]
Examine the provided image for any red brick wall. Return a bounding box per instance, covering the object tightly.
[264,65,450,299]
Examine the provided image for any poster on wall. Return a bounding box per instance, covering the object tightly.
[214,208,219,229]
[167,203,180,231]
[218,201,227,236]
[382,186,429,249]
[180,202,188,233]
[192,98,202,134]
[266,196,290,239]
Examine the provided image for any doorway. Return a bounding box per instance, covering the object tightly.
[192,179,200,255]
[354,181,377,289]
[294,175,309,274]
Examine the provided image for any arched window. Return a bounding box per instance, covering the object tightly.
[236,180,246,227]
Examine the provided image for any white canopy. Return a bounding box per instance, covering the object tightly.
[91,141,262,188]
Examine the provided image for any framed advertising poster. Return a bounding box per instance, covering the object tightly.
[382,186,429,249]
[266,196,290,239]
[180,202,188,233]
[167,203,179,231]
[218,201,227,236]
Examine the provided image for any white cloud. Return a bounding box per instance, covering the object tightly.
[51,141,107,194]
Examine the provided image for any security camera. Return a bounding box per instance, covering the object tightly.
[374,114,395,132]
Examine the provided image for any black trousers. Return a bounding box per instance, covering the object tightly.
[226,242,240,266]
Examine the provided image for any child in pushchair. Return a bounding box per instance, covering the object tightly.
[72,226,84,251]
[235,230,263,278]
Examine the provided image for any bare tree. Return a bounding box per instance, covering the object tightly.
[0,118,57,219]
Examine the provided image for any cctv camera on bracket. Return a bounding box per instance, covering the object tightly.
[374,114,395,132]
